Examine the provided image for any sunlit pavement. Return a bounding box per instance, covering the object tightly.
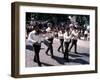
[25,38,89,67]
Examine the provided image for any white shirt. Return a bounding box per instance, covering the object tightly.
[58,31,64,39]
[45,32,54,40]
[64,32,71,42]
[71,30,79,40]
[27,30,43,44]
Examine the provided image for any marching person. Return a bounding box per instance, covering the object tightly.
[28,26,42,66]
[57,29,64,53]
[69,27,79,54]
[44,26,54,58]
[63,27,71,61]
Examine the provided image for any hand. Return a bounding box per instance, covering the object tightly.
[48,41,51,43]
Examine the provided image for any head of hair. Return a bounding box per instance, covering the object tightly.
[65,27,70,31]
[34,25,41,33]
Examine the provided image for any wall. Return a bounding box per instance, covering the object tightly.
[0,0,100,80]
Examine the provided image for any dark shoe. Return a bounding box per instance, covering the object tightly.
[33,59,37,63]
[51,55,54,58]
[38,63,42,67]
[75,52,78,54]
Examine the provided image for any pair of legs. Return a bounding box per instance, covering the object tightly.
[33,43,41,66]
[69,39,78,53]
[58,39,64,53]
[45,38,54,58]
[64,42,70,61]
[46,43,54,58]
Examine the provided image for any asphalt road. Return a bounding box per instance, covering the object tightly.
[25,38,89,67]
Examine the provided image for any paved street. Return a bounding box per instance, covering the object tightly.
[25,38,89,67]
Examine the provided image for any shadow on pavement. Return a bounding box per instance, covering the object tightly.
[26,45,33,51]
[69,52,89,57]
[52,55,65,65]
[78,53,89,57]
[26,45,45,51]
[69,53,82,57]
[41,62,54,66]
[68,58,89,64]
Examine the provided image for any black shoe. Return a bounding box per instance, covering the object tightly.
[38,63,42,67]
[75,52,78,54]
[51,55,54,58]
[33,59,37,63]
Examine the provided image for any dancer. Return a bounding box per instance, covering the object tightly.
[63,27,71,61]
[57,29,64,53]
[28,26,42,66]
[45,26,54,58]
[69,27,79,54]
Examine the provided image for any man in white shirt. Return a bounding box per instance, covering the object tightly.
[28,26,42,66]
[57,30,64,53]
[69,27,79,54]
[63,27,71,61]
[44,27,54,58]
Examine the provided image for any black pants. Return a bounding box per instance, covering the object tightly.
[58,39,64,52]
[46,43,53,57]
[64,42,70,61]
[69,39,77,53]
[33,43,41,66]
[45,38,54,57]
